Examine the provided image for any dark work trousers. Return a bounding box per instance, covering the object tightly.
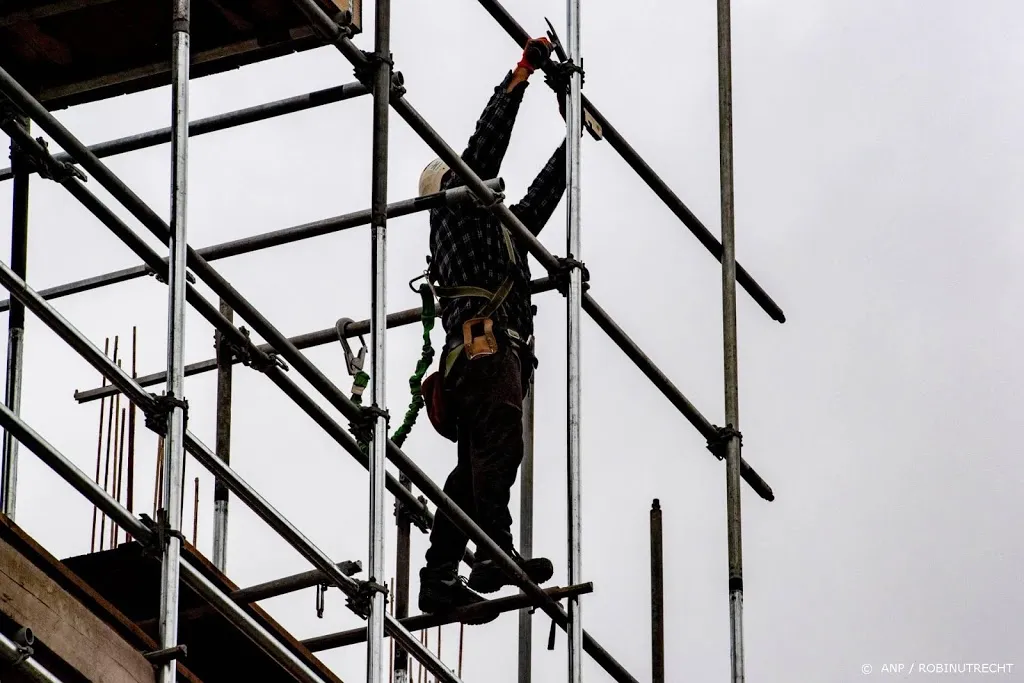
[425,340,532,569]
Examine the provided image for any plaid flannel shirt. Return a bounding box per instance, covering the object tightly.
[429,70,567,344]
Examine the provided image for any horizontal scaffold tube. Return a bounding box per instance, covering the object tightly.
[304,583,594,651]
[0,178,503,314]
[0,79,380,182]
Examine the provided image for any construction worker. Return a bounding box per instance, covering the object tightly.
[417,37,574,620]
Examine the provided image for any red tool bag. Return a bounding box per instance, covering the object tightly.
[422,371,458,443]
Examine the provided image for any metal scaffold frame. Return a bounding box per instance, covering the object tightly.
[0,0,781,681]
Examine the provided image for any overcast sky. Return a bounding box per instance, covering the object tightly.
[1,0,1022,681]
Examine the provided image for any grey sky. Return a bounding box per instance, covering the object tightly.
[1,0,1022,681]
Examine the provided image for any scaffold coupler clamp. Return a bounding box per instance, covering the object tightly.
[351,403,389,448]
[1,109,88,184]
[8,627,34,667]
[233,326,288,373]
[137,511,187,562]
[335,317,368,398]
[353,49,406,97]
[346,578,388,620]
[394,493,432,533]
[144,644,188,666]
[145,265,196,286]
[144,391,189,436]
[554,256,591,297]
[316,581,328,619]
[706,424,742,461]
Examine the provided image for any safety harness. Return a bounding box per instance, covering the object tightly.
[337,217,527,450]
[432,224,524,378]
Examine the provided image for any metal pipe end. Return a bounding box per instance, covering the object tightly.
[652,498,660,511]
[14,627,33,647]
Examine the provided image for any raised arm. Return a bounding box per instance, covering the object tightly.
[442,38,554,191]
[510,139,567,236]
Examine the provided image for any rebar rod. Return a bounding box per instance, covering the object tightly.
[518,376,535,683]
[99,338,119,550]
[0,630,64,683]
[0,257,463,683]
[367,0,394,678]
[127,327,137,542]
[157,4,191,680]
[0,401,335,683]
[303,583,594,651]
[0,81,373,182]
[1,116,29,519]
[564,2,585,680]
[717,0,745,679]
[650,499,664,683]
[0,179,501,315]
[90,338,109,552]
[213,300,232,571]
[470,0,785,324]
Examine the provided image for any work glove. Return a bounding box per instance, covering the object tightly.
[518,37,553,73]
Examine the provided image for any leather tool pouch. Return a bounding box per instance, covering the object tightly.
[462,317,499,360]
[422,371,457,443]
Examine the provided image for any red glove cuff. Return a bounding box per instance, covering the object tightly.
[516,57,536,74]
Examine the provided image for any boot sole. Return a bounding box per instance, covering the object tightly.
[468,560,554,594]
[419,598,499,625]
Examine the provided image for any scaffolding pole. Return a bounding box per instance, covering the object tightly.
[565,0,585,679]
[518,374,535,683]
[0,114,28,519]
[367,0,393,678]
[0,257,463,683]
[394,474,412,683]
[305,583,594,651]
[156,3,190,681]
[717,0,745,680]
[0,80,374,182]
[650,499,665,683]
[213,299,232,571]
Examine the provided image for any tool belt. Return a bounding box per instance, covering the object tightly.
[422,319,532,443]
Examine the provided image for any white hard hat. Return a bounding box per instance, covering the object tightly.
[418,158,450,197]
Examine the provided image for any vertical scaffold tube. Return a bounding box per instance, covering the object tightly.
[650,499,665,683]
[1,116,29,520]
[213,300,233,571]
[565,1,584,682]
[716,0,745,680]
[395,474,412,683]
[518,372,536,683]
[368,1,393,681]
[157,2,190,681]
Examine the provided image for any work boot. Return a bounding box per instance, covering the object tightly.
[418,563,499,625]
[467,549,554,594]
